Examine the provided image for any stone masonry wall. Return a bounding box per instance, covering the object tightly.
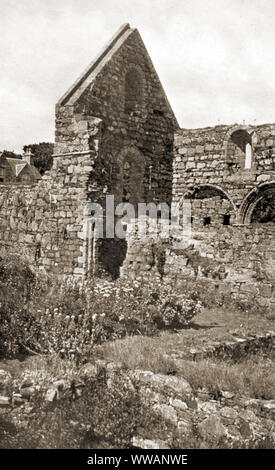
[0,25,178,280]
[173,123,275,223]
[55,27,177,210]
[0,122,101,279]
[120,217,275,310]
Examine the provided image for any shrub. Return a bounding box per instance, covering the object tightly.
[0,255,50,357]
[0,257,202,359]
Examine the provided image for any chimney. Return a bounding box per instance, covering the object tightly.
[23,147,33,165]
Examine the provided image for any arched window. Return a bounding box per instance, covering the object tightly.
[245,143,252,169]
[124,67,143,115]
[227,129,253,170]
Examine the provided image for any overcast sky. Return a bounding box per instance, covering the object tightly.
[1,0,274,152]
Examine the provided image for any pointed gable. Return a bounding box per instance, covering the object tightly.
[55,24,177,207]
[56,23,178,128]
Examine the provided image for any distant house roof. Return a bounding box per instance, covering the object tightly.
[27,163,42,180]
[6,157,41,180]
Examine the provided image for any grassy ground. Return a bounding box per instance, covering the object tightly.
[0,306,274,449]
[94,306,275,399]
[1,306,274,400]
[95,306,274,363]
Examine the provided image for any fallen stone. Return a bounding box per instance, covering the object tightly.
[169,398,188,411]
[220,406,238,423]
[262,400,275,412]
[106,362,123,373]
[153,403,178,425]
[221,391,235,400]
[198,414,227,440]
[80,362,100,379]
[239,418,251,438]
[130,370,192,397]
[21,387,36,399]
[0,396,10,408]
[177,419,191,433]
[132,436,170,449]
[45,388,57,402]
[198,401,219,414]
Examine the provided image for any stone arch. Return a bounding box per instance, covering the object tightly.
[239,181,275,224]
[179,184,237,226]
[115,146,145,207]
[181,184,237,212]
[124,64,145,116]
[224,125,257,171]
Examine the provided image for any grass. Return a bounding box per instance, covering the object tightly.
[0,353,81,390]
[174,357,275,399]
[97,305,274,360]
[2,305,274,401]
[0,304,274,450]
[95,306,275,400]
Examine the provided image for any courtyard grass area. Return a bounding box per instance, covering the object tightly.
[94,306,275,400]
[1,306,274,402]
[96,306,275,364]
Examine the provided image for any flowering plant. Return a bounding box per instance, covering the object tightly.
[0,256,202,359]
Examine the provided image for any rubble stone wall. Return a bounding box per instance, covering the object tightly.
[173,123,275,223]
[120,217,275,310]
[0,139,99,279]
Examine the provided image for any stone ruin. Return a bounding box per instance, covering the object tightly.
[0,23,274,308]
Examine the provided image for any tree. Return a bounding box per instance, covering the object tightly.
[0,150,21,159]
[23,142,54,175]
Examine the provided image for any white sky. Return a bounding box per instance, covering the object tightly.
[0,0,274,152]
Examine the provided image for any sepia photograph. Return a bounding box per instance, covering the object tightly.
[0,0,274,463]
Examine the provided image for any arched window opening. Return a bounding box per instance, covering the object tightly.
[245,143,252,169]
[227,129,253,170]
[122,160,131,203]
[182,185,236,227]
[124,68,143,115]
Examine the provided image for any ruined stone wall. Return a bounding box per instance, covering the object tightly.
[55,28,177,209]
[0,133,99,279]
[52,25,178,277]
[120,217,275,310]
[1,24,274,287]
[173,123,275,223]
